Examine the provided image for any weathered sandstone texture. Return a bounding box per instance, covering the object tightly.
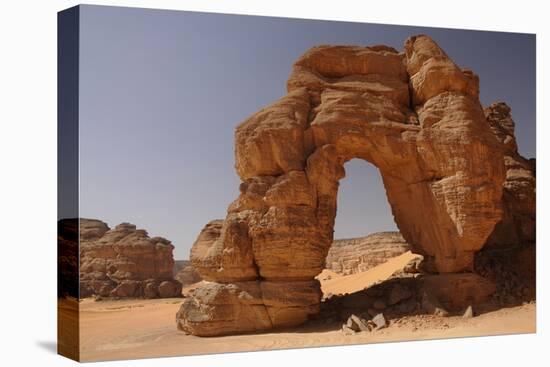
[79,219,182,298]
[326,232,410,275]
[475,103,536,304]
[484,102,536,249]
[177,35,511,336]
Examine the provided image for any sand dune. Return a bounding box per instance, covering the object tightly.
[319,251,420,296]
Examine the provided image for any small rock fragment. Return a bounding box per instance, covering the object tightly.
[342,324,356,335]
[346,314,371,332]
[463,305,474,318]
[372,313,387,330]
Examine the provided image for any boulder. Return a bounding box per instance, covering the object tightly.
[346,314,371,332]
[159,280,183,298]
[110,280,140,298]
[175,282,272,336]
[175,280,321,336]
[78,219,182,299]
[371,313,387,330]
[143,281,159,299]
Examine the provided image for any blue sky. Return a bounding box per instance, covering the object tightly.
[76,5,536,259]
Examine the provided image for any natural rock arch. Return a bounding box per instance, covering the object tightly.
[176,35,506,336]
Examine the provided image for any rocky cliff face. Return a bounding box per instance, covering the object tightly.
[484,102,536,249]
[176,35,525,336]
[79,219,182,298]
[326,232,410,275]
[474,102,537,299]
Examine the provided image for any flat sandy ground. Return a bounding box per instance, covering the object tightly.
[76,253,536,362]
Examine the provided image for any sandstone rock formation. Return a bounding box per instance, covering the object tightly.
[177,35,510,336]
[174,260,202,286]
[473,102,536,304]
[79,219,182,298]
[484,102,536,249]
[326,232,410,275]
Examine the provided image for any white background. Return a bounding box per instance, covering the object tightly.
[0,1,547,366]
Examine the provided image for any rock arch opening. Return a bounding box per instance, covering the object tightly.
[327,159,408,277]
[333,159,398,240]
[176,35,508,336]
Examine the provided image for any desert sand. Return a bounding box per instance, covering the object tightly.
[77,253,536,362]
[318,251,420,295]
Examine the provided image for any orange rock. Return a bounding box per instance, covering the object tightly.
[78,220,182,298]
[484,102,536,248]
[235,88,311,180]
[190,217,258,282]
[179,35,517,336]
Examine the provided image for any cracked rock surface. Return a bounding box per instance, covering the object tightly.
[78,219,182,299]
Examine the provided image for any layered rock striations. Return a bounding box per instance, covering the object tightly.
[475,102,536,298]
[79,219,182,298]
[177,35,512,336]
[326,232,410,275]
[484,102,536,249]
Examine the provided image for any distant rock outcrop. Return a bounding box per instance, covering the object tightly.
[326,232,410,275]
[78,219,182,298]
[174,260,202,286]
